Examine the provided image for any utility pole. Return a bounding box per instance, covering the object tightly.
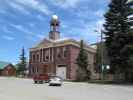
[100,30,104,80]
[94,29,104,80]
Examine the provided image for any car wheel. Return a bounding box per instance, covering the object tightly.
[34,80,38,84]
[45,80,48,83]
[39,80,43,84]
[58,84,61,86]
[49,84,52,86]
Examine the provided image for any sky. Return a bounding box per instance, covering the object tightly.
[0,0,109,64]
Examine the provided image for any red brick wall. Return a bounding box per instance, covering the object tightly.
[69,45,80,80]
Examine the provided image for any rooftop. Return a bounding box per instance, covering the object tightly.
[0,61,11,69]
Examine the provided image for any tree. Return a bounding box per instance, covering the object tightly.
[76,40,89,81]
[104,0,133,80]
[17,47,27,76]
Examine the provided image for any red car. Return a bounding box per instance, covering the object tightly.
[33,74,49,84]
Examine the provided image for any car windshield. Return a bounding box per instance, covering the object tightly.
[50,76,61,80]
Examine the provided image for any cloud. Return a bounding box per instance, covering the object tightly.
[95,19,105,30]
[25,35,37,42]
[37,14,45,20]
[10,24,27,32]
[61,21,68,28]
[62,23,97,40]
[0,0,52,16]
[10,24,32,34]
[10,23,45,41]
[2,35,15,40]
[14,0,52,15]
[94,10,105,18]
[3,26,13,34]
[75,6,105,20]
[49,0,83,8]
[29,23,35,27]
[8,1,30,15]
[61,17,105,43]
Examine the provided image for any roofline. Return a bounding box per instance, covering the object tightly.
[30,39,96,53]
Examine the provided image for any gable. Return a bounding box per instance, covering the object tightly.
[4,64,16,70]
[32,38,54,49]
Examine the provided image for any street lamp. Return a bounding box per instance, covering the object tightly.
[106,65,110,70]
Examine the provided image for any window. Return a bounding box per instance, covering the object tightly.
[57,48,61,58]
[43,49,45,62]
[63,47,68,57]
[40,49,42,62]
[33,54,35,62]
[37,54,39,62]
[32,67,35,73]
[36,67,38,73]
[45,49,49,61]
[46,56,49,60]
[30,52,32,62]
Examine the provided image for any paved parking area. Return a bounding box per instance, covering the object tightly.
[0,77,133,100]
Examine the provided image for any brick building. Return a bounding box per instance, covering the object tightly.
[29,15,96,80]
[0,61,16,76]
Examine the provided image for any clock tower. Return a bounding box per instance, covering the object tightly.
[49,15,60,40]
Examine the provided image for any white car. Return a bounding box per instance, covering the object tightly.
[48,76,63,86]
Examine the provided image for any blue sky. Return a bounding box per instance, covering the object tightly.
[0,0,109,64]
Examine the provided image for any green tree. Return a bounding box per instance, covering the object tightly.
[76,40,89,81]
[17,47,27,76]
[104,0,133,80]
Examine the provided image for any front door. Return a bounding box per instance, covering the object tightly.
[56,66,66,80]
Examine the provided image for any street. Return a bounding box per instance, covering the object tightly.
[0,77,133,100]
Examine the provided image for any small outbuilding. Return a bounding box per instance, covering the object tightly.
[0,61,16,76]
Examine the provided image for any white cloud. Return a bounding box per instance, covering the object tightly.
[94,10,105,17]
[29,23,35,27]
[25,35,37,42]
[61,21,68,28]
[49,0,83,8]
[37,14,45,20]
[75,6,105,20]
[2,35,15,40]
[95,19,105,30]
[61,18,105,43]
[10,24,33,35]
[10,24,45,41]
[14,0,52,15]
[8,1,30,15]
[10,24,27,32]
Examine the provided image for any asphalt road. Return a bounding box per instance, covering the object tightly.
[0,77,133,100]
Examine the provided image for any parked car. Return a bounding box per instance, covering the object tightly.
[48,76,63,86]
[33,74,49,84]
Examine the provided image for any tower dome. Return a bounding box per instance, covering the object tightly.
[50,15,60,27]
[52,15,58,20]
